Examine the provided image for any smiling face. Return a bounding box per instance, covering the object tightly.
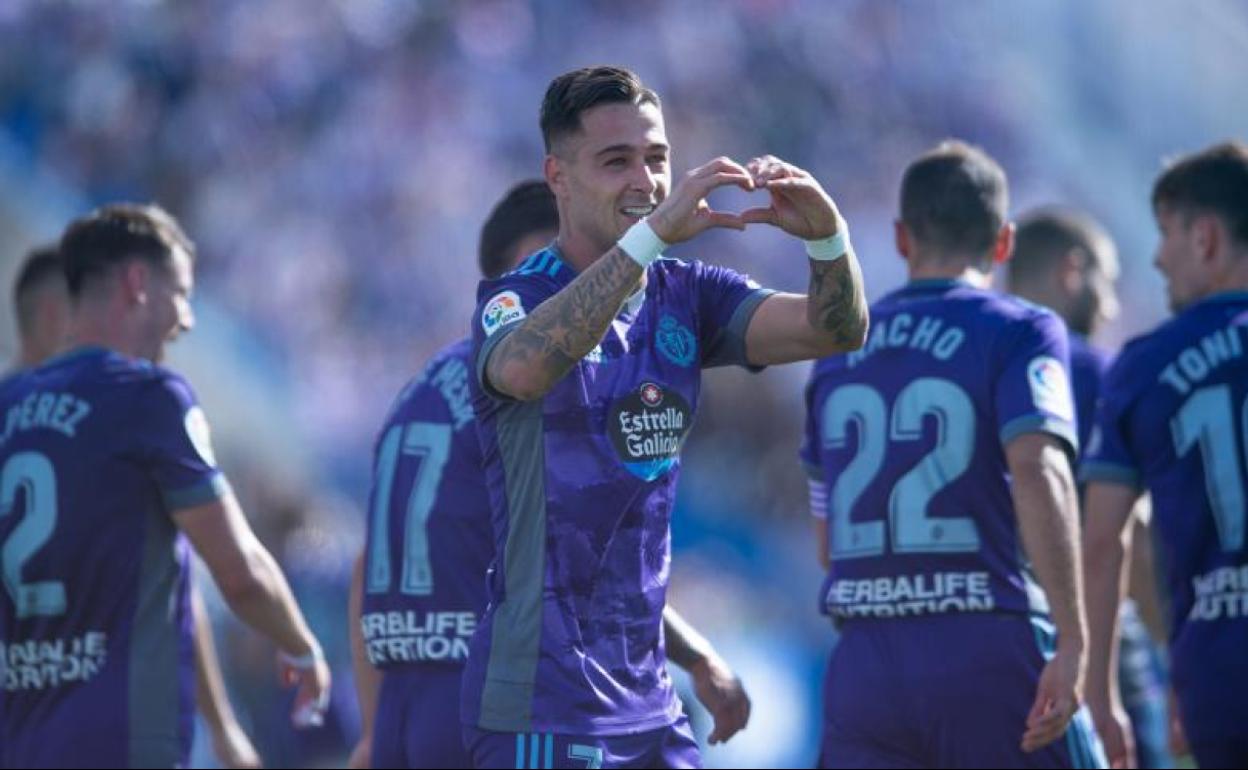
[1153,204,1214,313]
[546,101,671,259]
[134,246,195,363]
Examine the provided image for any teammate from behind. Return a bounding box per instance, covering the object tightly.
[802,141,1105,768]
[350,179,752,769]
[1083,141,1248,768]
[0,204,328,767]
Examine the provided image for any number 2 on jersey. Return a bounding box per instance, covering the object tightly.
[1,452,67,618]
[822,378,980,559]
[1171,384,1246,552]
[366,421,452,596]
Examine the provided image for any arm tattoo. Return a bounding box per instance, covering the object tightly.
[487,246,644,398]
[808,252,868,348]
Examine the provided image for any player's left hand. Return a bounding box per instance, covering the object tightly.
[1022,645,1084,752]
[740,155,842,241]
[689,655,751,744]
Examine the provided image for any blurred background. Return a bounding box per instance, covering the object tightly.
[1,0,1246,766]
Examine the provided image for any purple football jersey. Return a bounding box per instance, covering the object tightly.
[801,279,1078,621]
[1081,291,1248,744]
[360,338,493,671]
[462,246,771,736]
[0,346,227,767]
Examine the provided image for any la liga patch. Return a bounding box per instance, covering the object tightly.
[481,291,526,337]
[1026,355,1074,422]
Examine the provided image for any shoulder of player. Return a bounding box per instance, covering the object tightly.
[385,338,473,424]
[128,362,201,408]
[1099,327,1176,397]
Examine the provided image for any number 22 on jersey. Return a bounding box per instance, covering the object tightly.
[821,378,980,560]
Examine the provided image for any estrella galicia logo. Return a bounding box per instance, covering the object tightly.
[656,314,696,367]
[608,381,692,481]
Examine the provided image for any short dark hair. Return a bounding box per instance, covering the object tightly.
[1009,207,1114,286]
[13,245,66,336]
[900,140,1008,262]
[1152,141,1248,249]
[60,203,195,296]
[540,66,660,153]
[478,180,558,279]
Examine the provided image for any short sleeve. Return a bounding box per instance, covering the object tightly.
[471,265,561,401]
[694,261,775,369]
[994,310,1079,456]
[1079,356,1144,488]
[137,373,230,512]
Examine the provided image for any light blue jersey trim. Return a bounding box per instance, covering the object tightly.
[162,472,231,511]
[1079,460,1142,489]
[999,414,1078,457]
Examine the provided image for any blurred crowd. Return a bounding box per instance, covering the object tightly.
[2,1,1246,766]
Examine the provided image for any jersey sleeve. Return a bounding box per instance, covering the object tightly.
[135,372,230,512]
[1079,354,1144,488]
[693,261,775,369]
[471,269,561,401]
[994,310,1079,456]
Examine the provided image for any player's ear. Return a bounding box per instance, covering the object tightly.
[544,153,566,198]
[894,219,911,261]
[121,260,150,306]
[1060,246,1088,295]
[992,222,1016,265]
[1191,212,1220,264]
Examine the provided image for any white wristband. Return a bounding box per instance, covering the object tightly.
[618,219,668,268]
[279,647,325,670]
[804,221,851,262]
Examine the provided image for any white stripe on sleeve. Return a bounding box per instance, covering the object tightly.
[808,478,829,519]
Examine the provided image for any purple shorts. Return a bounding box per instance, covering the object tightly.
[462,714,700,769]
[372,666,471,769]
[818,613,1105,769]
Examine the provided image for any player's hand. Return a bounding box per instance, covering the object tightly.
[739,155,841,240]
[647,157,754,244]
[1167,688,1188,758]
[348,735,372,769]
[1089,701,1137,769]
[689,655,751,744]
[277,646,332,729]
[211,719,263,769]
[1022,645,1084,752]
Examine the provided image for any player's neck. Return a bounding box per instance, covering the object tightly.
[556,227,617,274]
[907,261,992,289]
[1212,254,1248,296]
[18,337,59,369]
[67,303,141,360]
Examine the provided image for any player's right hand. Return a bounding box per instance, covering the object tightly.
[689,655,752,744]
[278,646,332,729]
[647,157,754,244]
[1089,701,1137,769]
